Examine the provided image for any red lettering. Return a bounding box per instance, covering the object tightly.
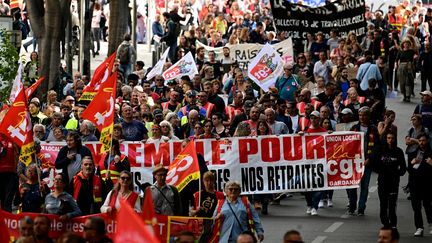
[305,135,325,160]
[211,140,226,165]
[144,143,171,166]
[239,139,258,163]
[172,141,183,158]
[195,140,205,157]
[261,137,280,162]
[282,136,303,161]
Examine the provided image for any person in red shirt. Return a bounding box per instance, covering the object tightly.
[300,111,326,216]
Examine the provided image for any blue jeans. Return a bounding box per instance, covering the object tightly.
[347,167,372,212]
[119,63,132,80]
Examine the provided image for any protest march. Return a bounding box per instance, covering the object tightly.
[1,0,432,242]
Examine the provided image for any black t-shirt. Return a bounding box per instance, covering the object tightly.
[196,191,219,217]
[204,61,223,80]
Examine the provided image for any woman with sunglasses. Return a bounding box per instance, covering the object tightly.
[147,124,170,142]
[100,171,140,214]
[211,181,264,242]
[44,173,81,220]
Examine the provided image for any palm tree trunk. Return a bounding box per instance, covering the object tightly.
[108,0,130,55]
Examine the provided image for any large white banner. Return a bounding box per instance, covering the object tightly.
[247,44,284,92]
[40,132,365,194]
[162,52,198,81]
[197,38,294,69]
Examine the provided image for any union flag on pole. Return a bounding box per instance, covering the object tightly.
[0,85,35,165]
[9,63,23,104]
[162,52,198,81]
[25,77,45,98]
[80,52,116,101]
[165,142,200,192]
[80,72,117,153]
[114,200,160,243]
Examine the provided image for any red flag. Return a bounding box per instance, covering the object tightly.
[165,142,200,192]
[0,86,35,165]
[80,53,116,101]
[142,187,157,226]
[25,77,45,98]
[0,210,11,243]
[115,200,160,243]
[80,72,117,152]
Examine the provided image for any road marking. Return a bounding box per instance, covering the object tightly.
[369,186,377,193]
[324,222,344,233]
[311,236,327,243]
[340,214,349,218]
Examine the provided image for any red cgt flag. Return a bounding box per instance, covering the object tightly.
[25,77,45,98]
[80,72,117,153]
[114,200,160,243]
[0,86,35,165]
[165,142,200,192]
[142,187,157,226]
[80,52,116,101]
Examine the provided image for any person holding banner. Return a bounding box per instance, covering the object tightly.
[301,111,327,216]
[347,106,380,216]
[212,181,264,243]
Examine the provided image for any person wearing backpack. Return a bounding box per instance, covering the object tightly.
[161,12,181,62]
[211,181,264,243]
[115,33,136,79]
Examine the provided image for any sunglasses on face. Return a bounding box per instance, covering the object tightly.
[120,176,130,181]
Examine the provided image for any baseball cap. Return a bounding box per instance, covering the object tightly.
[341,108,353,115]
[310,111,320,117]
[153,109,163,117]
[187,90,198,97]
[420,91,432,96]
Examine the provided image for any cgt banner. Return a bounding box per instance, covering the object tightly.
[0,210,212,242]
[269,0,367,40]
[39,132,365,194]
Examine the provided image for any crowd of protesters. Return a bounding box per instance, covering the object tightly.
[2,0,432,242]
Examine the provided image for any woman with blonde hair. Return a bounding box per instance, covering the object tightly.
[160,120,179,140]
[239,28,250,43]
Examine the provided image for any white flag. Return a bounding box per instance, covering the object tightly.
[247,44,284,92]
[146,47,170,81]
[9,63,24,104]
[162,52,198,81]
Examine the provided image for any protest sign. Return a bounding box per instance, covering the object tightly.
[270,0,367,40]
[247,44,284,92]
[0,210,212,243]
[196,38,293,69]
[40,132,364,194]
[162,52,198,81]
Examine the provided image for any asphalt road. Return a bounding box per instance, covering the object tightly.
[261,80,431,243]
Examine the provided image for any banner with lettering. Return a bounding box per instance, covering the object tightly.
[40,132,364,194]
[269,0,367,40]
[247,44,284,92]
[162,52,198,81]
[0,210,212,243]
[196,38,294,69]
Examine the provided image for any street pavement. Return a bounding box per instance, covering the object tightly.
[20,42,431,242]
[261,83,431,242]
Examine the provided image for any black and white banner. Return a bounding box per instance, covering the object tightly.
[270,0,367,40]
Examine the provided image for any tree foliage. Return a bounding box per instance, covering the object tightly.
[0,30,19,103]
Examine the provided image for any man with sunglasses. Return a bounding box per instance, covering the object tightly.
[275,63,300,102]
[150,164,182,216]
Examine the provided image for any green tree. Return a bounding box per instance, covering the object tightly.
[0,30,19,103]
